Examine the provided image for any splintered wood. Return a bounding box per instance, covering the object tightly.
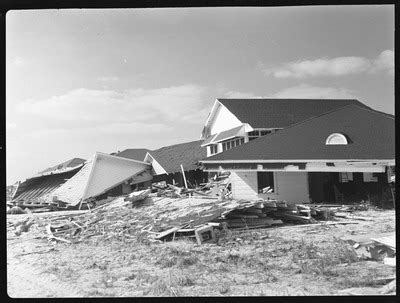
[33,192,350,245]
[12,185,368,245]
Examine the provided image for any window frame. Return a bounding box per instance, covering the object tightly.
[257,171,276,194]
[209,144,218,155]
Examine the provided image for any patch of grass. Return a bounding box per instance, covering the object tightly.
[171,271,195,286]
[327,265,393,289]
[60,266,76,279]
[86,289,117,297]
[135,271,158,284]
[218,282,230,294]
[291,237,359,275]
[147,275,182,296]
[178,255,199,268]
[156,255,178,268]
[44,265,60,274]
[97,272,118,288]
[124,273,137,281]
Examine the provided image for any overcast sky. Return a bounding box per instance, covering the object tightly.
[6,6,394,184]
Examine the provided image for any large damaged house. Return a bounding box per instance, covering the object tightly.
[200,98,373,157]
[200,103,395,205]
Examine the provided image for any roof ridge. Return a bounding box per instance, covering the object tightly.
[154,139,203,151]
[217,98,361,101]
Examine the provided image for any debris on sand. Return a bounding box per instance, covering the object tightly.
[23,186,371,246]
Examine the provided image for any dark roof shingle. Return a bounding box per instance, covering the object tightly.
[217,98,371,128]
[116,149,150,161]
[150,140,207,174]
[204,105,394,162]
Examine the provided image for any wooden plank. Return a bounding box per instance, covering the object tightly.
[155,227,180,240]
[180,164,188,189]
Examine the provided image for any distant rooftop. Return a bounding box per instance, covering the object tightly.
[115,148,151,162]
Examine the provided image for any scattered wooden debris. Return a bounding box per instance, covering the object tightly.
[11,187,376,246]
[341,232,396,262]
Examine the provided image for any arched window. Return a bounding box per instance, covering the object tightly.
[325,133,348,145]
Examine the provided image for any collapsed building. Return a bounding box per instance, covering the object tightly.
[43,152,153,208]
[11,158,86,207]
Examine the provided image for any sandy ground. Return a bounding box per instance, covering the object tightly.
[7,209,396,297]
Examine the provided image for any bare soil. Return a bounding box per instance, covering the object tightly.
[7,209,396,297]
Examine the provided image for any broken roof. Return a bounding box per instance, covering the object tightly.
[116,149,151,161]
[217,98,371,129]
[148,140,207,174]
[203,105,395,162]
[37,158,86,175]
[46,152,153,206]
[12,166,83,202]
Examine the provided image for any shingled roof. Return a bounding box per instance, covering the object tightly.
[13,166,83,202]
[149,140,207,174]
[217,98,371,128]
[116,149,151,161]
[203,105,394,162]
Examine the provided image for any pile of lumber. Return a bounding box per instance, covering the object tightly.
[11,189,371,246]
[153,173,232,200]
[216,200,317,229]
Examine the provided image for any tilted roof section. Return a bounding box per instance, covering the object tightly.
[203,105,394,162]
[12,167,83,202]
[149,140,207,174]
[37,158,86,175]
[116,149,151,161]
[217,98,371,128]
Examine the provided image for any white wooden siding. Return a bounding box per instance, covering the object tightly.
[230,171,259,200]
[231,171,310,203]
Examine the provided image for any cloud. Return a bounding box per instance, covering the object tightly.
[16,85,209,128]
[263,50,394,78]
[97,76,119,82]
[223,91,263,98]
[269,84,358,99]
[372,50,394,75]
[25,121,173,138]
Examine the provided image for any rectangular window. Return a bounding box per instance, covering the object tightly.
[221,137,244,151]
[260,130,271,136]
[257,172,275,193]
[363,172,378,182]
[210,145,218,155]
[339,172,353,183]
